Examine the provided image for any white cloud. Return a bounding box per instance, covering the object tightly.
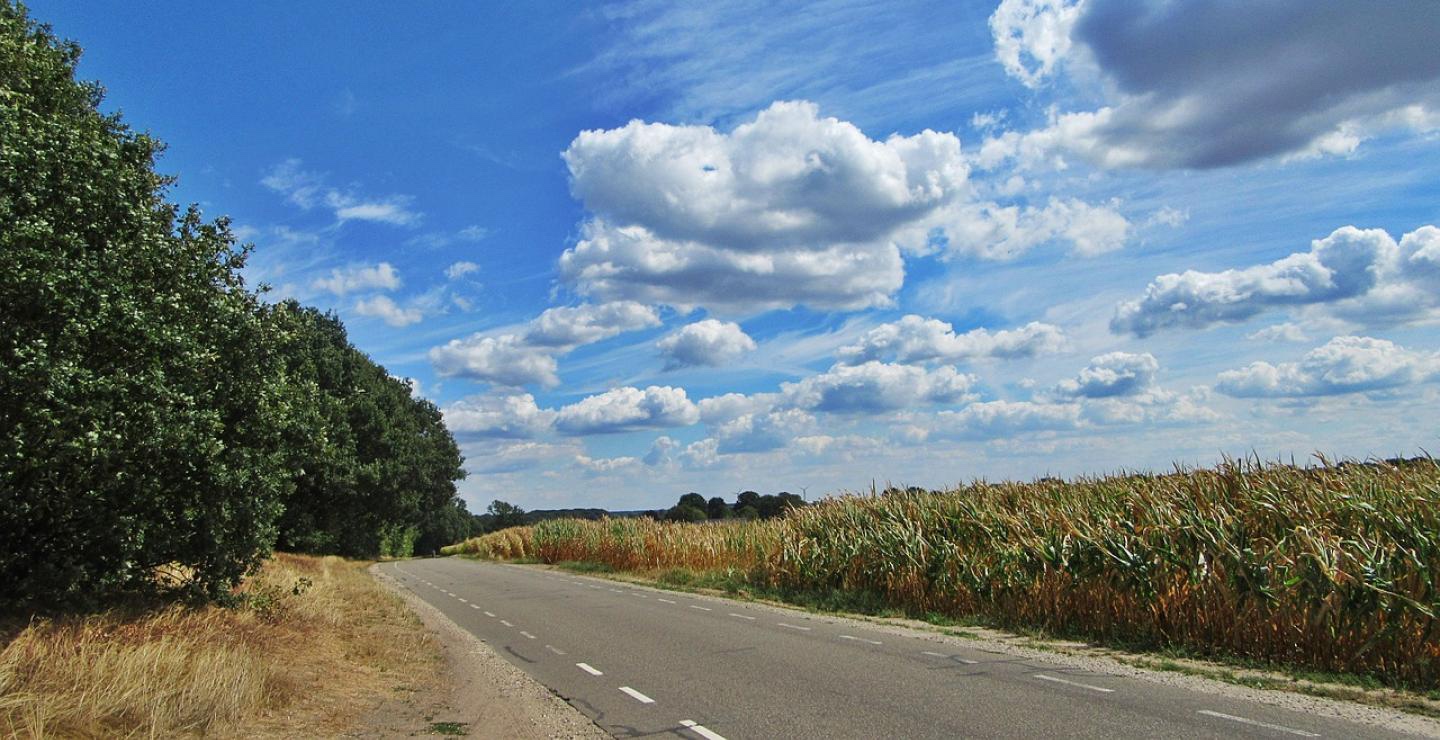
[1052,352,1158,398]
[445,261,480,280]
[989,0,1081,88]
[983,1,1440,169]
[428,302,661,388]
[780,361,976,414]
[902,196,1133,260]
[525,301,661,348]
[839,315,1065,365]
[1112,225,1440,336]
[559,100,968,314]
[442,393,556,439]
[657,319,757,369]
[697,392,780,425]
[714,409,816,454]
[311,262,401,296]
[1217,336,1440,398]
[262,159,421,225]
[461,440,582,475]
[554,385,700,435]
[354,295,423,327]
[429,334,560,387]
[1247,323,1309,343]
[936,400,1082,439]
[575,454,642,474]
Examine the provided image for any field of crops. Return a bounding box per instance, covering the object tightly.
[444,458,1440,687]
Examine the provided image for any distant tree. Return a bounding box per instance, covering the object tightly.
[735,505,760,521]
[706,496,732,520]
[678,492,707,511]
[665,504,707,523]
[736,491,761,510]
[487,500,527,530]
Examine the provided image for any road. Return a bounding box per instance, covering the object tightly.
[386,558,1426,739]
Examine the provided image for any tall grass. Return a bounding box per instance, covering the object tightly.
[447,458,1440,688]
[0,553,435,738]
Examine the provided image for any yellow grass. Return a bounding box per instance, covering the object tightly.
[0,553,438,738]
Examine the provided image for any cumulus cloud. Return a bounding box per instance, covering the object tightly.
[312,262,401,296]
[1247,323,1310,343]
[559,100,969,314]
[780,362,976,414]
[442,393,555,439]
[445,261,480,280]
[839,315,1065,365]
[354,295,423,327]
[430,334,560,387]
[984,0,1440,169]
[554,385,700,435]
[1112,225,1440,336]
[525,301,661,348]
[936,400,1082,439]
[262,159,421,225]
[429,301,660,387]
[657,319,757,369]
[989,0,1081,88]
[714,409,816,454]
[697,392,780,425]
[1216,336,1440,398]
[1052,352,1158,398]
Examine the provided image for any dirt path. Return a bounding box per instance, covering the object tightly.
[361,564,607,739]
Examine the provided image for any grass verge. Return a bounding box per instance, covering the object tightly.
[0,552,439,738]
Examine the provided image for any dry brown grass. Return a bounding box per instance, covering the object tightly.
[0,553,439,739]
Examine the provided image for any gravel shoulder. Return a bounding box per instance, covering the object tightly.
[363,564,607,739]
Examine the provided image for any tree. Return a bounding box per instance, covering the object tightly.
[0,2,294,606]
[665,504,707,523]
[678,492,707,511]
[486,500,527,530]
[706,496,732,520]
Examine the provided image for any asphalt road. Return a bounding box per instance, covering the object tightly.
[386,558,1424,739]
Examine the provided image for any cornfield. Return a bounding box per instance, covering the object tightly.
[445,457,1440,687]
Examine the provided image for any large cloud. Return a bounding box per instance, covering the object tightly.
[935,400,1082,439]
[657,319,757,369]
[311,262,401,296]
[779,361,976,414]
[984,0,1440,169]
[559,101,968,313]
[1052,352,1158,398]
[1216,336,1440,398]
[714,409,817,454]
[429,301,660,387]
[839,315,1065,365]
[554,385,700,435]
[442,393,555,439]
[1112,225,1440,337]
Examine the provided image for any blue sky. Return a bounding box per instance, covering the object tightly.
[41,1,1440,511]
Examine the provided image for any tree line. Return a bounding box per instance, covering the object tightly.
[0,3,467,610]
[470,490,808,535]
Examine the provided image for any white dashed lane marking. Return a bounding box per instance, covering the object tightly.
[545,645,566,655]
[681,719,728,740]
[839,634,882,645]
[728,613,756,621]
[777,623,811,631]
[658,598,677,604]
[619,686,656,704]
[519,631,536,639]
[483,611,496,618]
[469,604,481,610]
[576,662,604,676]
[922,651,977,664]
[1196,710,1319,737]
[500,619,514,627]
[689,605,713,612]
[1034,674,1115,693]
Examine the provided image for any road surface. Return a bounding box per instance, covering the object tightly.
[385,558,1427,739]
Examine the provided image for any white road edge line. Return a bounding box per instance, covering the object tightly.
[545,645,566,655]
[618,686,656,704]
[728,613,756,621]
[777,622,811,631]
[922,651,947,657]
[839,634,882,645]
[680,719,728,740]
[1034,674,1115,693]
[689,605,713,611]
[1196,710,1320,737]
[576,663,603,676]
[519,631,536,639]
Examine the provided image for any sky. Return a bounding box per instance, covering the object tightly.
[38,1,1440,511]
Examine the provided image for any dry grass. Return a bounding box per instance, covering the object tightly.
[0,553,439,738]
[447,457,1440,689]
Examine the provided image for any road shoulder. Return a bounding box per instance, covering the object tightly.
[363,563,607,739]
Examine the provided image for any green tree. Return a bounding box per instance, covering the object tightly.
[665,504,707,523]
[486,500,527,530]
[706,496,732,520]
[0,3,294,606]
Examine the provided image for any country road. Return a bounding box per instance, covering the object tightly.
[385,558,1429,739]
